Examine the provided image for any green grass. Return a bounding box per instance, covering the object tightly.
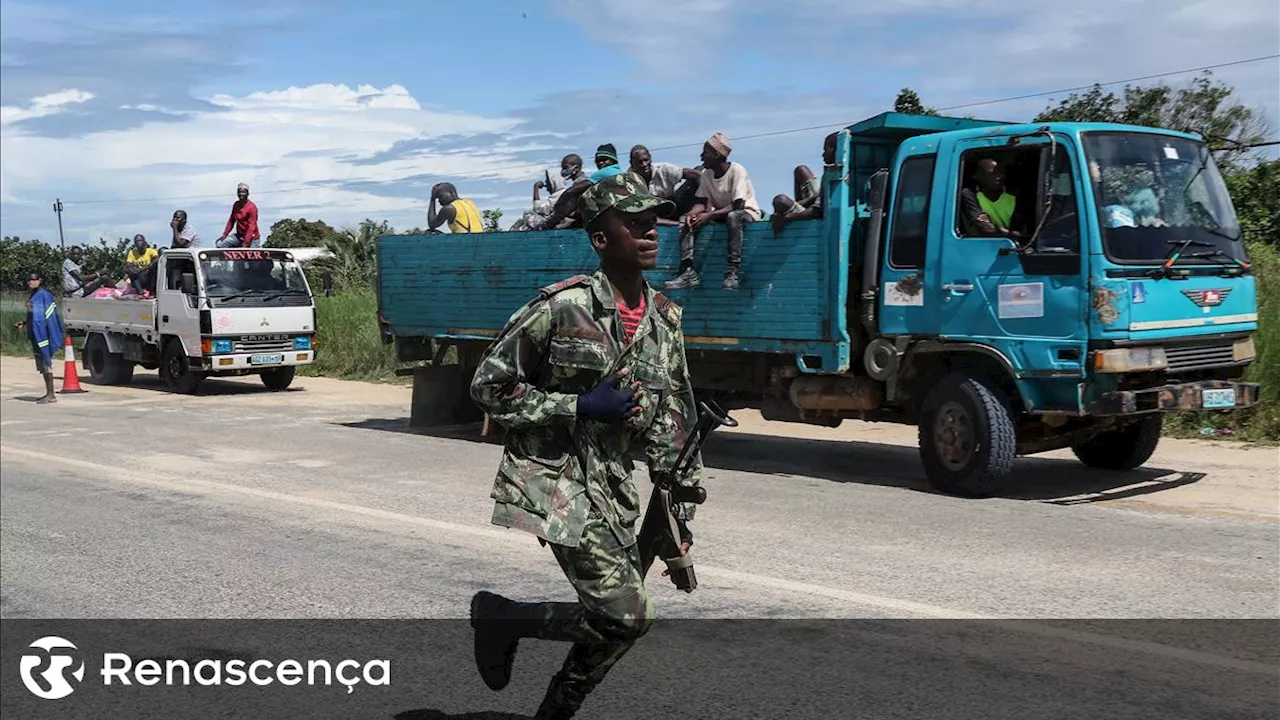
[297,289,403,382]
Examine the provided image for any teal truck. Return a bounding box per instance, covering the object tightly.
[375,112,1261,497]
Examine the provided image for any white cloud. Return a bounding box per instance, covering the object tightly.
[0,87,94,125]
[0,82,540,242]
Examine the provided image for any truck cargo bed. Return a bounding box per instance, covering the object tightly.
[377,218,850,368]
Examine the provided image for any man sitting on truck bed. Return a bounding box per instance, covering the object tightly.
[628,144,700,224]
[512,154,588,231]
[771,132,838,237]
[170,210,201,248]
[665,132,761,291]
[123,234,159,297]
[428,182,483,233]
[62,246,111,298]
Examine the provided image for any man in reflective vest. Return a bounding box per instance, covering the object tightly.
[960,157,1021,238]
[14,270,65,404]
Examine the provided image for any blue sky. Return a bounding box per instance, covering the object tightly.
[2,0,1277,246]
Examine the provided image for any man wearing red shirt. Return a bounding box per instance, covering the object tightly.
[216,183,261,247]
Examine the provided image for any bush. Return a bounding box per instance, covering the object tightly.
[300,290,400,381]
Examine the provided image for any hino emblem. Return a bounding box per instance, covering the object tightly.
[1181,289,1230,307]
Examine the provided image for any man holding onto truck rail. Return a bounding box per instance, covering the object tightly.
[665,131,761,291]
[771,132,838,237]
[216,183,260,248]
[468,171,703,719]
[15,271,64,404]
[628,144,700,223]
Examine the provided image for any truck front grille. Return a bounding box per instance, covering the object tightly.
[1165,341,1236,373]
[234,338,294,353]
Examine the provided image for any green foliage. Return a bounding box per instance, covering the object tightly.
[0,236,62,292]
[297,289,401,381]
[1033,71,1271,168]
[264,217,340,248]
[893,88,938,116]
[482,208,503,232]
[1224,160,1280,250]
[81,237,132,282]
[309,219,386,293]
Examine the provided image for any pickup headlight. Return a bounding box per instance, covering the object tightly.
[1233,336,1256,362]
[294,335,312,350]
[213,338,234,354]
[1093,346,1167,373]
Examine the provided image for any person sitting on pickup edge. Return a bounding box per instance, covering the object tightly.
[124,234,159,297]
[960,157,1021,238]
[513,154,588,231]
[665,132,761,291]
[428,182,483,233]
[628,144,700,223]
[588,143,625,183]
[532,146,621,231]
[771,132,838,237]
[170,210,201,248]
[61,246,110,298]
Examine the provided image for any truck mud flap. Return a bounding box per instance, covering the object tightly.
[1087,380,1261,416]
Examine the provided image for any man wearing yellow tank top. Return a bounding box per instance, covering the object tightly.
[429,182,484,233]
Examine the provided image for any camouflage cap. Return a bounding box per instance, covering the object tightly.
[578,171,674,227]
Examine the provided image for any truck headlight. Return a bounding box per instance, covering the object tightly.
[1233,336,1256,362]
[294,335,312,350]
[1093,346,1167,373]
[213,338,234,354]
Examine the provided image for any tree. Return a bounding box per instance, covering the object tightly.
[1224,160,1280,250]
[310,218,388,293]
[894,88,938,116]
[264,217,340,248]
[482,208,503,233]
[1034,71,1271,168]
[0,236,61,292]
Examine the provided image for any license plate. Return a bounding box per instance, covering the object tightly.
[1201,388,1236,409]
[250,354,285,366]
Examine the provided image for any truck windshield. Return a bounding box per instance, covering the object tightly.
[1082,132,1246,265]
[200,251,310,306]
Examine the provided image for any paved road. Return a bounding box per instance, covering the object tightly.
[1,357,1276,718]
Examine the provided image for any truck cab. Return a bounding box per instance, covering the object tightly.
[64,247,319,393]
[849,114,1258,494]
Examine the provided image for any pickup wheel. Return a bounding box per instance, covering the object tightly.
[160,339,203,394]
[84,334,134,385]
[260,366,295,390]
[1071,416,1162,470]
[918,373,1017,498]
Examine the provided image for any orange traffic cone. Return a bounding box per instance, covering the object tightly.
[58,335,87,394]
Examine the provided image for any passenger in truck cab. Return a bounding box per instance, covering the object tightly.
[959,157,1023,239]
[428,182,483,233]
[771,132,838,237]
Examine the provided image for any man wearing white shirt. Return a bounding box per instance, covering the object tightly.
[170,210,201,248]
[627,145,699,223]
[665,132,760,291]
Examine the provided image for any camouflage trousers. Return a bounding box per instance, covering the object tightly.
[508,508,655,705]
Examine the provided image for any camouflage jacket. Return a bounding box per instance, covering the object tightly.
[469,269,703,548]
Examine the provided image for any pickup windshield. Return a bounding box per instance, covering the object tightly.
[200,250,310,306]
[1082,132,1246,265]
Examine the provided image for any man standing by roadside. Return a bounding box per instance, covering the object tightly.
[468,172,703,719]
[14,271,64,404]
[216,183,260,248]
[170,210,201,248]
[665,132,761,291]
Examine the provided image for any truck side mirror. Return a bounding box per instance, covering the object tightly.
[180,272,197,296]
[866,170,889,212]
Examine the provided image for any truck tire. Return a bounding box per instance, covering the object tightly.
[1070,416,1162,470]
[918,372,1017,498]
[84,334,134,385]
[160,339,203,394]
[260,366,295,390]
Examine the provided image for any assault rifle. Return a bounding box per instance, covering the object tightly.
[638,400,736,593]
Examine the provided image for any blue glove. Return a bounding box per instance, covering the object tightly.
[576,373,637,423]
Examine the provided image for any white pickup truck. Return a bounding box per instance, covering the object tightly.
[63,247,318,393]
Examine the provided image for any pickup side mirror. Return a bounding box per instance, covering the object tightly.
[180,272,197,296]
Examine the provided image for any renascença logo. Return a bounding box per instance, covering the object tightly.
[20,636,86,700]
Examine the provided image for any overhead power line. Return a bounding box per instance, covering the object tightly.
[60,54,1280,207]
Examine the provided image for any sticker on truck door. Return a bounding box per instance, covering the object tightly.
[997,282,1044,318]
[884,282,924,307]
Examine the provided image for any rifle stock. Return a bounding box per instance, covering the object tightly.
[639,400,735,593]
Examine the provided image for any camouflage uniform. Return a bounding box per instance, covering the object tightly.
[469,173,703,716]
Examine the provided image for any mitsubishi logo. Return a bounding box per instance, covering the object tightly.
[260,317,270,327]
[1181,289,1231,307]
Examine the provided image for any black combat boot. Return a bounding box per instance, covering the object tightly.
[470,591,521,691]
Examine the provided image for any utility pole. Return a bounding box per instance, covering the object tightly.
[53,198,66,255]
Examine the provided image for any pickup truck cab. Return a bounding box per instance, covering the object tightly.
[63,247,318,393]
[375,112,1261,497]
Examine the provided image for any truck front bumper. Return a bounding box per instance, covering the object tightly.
[1088,380,1261,416]
[200,350,316,372]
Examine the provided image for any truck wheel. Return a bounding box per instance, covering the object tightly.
[160,340,203,394]
[260,366,295,390]
[1071,416,1162,470]
[84,334,133,385]
[918,373,1017,498]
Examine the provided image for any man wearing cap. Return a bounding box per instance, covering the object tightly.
[665,132,761,291]
[588,143,625,183]
[468,171,704,719]
[217,183,260,248]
